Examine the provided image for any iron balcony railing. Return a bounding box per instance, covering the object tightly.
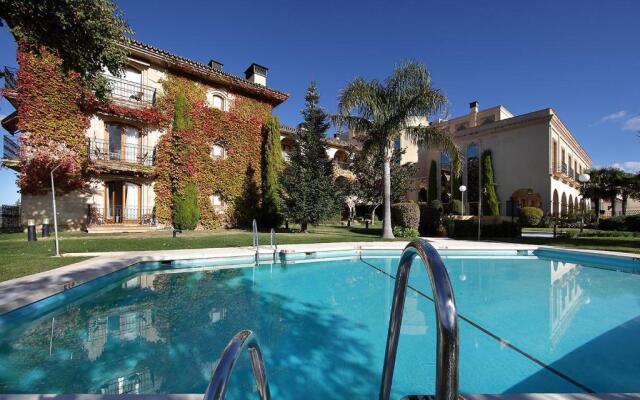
[3,66,17,90]
[88,205,156,226]
[2,135,20,160]
[104,75,156,106]
[88,138,155,166]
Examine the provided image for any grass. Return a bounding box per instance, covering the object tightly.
[488,235,640,254]
[2,222,638,283]
[0,223,397,282]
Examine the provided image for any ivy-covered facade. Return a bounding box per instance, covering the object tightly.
[2,39,288,230]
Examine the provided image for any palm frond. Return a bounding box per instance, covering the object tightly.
[405,124,463,175]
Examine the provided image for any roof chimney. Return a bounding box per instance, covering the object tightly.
[469,101,479,127]
[245,63,268,86]
[208,60,223,71]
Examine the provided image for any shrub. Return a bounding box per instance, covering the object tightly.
[450,220,520,238]
[430,199,443,211]
[173,181,200,230]
[391,202,420,229]
[419,202,442,236]
[451,199,463,215]
[518,207,544,227]
[625,214,640,232]
[393,226,420,238]
[598,216,627,231]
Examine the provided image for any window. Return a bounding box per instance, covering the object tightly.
[206,91,227,111]
[211,144,226,160]
[210,194,224,207]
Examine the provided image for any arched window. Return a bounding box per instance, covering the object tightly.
[210,194,225,209]
[466,143,480,214]
[211,144,227,160]
[207,91,228,111]
[440,152,452,203]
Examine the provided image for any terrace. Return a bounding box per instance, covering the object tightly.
[88,138,156,167]
[104,74,157,107]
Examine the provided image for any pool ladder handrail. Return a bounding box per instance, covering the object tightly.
[270,228,278,262]
[252,219,259,264]
[379,239,460,400]
[203,329,270,400]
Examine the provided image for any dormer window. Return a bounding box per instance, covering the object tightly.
[211,144,227,160]
[206,90,228,111]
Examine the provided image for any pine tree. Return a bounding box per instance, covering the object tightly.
[261,116,284,228]
[281,82,340,232]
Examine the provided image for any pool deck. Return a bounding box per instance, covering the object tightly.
[0,238,637,316]
[0,393,639,400]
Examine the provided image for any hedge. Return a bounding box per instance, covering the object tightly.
[598,215,640,232]
[419,201,442,236]
[519,207,544,227]
[391,202,420,229]
[450,220,521,238]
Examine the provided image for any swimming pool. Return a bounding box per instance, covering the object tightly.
[0,248,639,398]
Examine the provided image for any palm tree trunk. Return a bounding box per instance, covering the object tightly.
[301,221,308,233]
[622,193,628,216]
[382,148,394,239]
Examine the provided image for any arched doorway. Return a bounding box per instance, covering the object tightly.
[552,190,559,216]
[561,193,568,216]
[568,194,574,215]
[418,188,427,203]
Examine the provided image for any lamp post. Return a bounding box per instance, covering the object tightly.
[50,165,61,257]
[578,173,590,234]
[459,185,467,216]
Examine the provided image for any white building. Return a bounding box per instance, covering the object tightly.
[406,101,592,217]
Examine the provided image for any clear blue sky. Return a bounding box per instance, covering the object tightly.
[1,0,639,204]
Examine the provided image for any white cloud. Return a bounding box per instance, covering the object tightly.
[623,116,640,131]
[610,161,640,173]
[600,110,628,123]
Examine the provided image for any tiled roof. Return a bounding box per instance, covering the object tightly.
[123,38,289,104]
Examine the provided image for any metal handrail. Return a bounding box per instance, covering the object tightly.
[203,330,270,400]
[379,239,459,400]
[252,219,259,264]
[270,228,278,262]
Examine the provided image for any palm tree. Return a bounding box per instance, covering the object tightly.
[582,167,625,220]
[333,61,461,238]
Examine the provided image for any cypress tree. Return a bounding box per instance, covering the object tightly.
[481,149,500,216]
[261,116,284,228]
[280,82,339,232]
[428,160,438,203]
[171,92,199,229]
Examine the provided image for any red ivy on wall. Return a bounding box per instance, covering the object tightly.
[15,47,92,194]
[154,75,272,228]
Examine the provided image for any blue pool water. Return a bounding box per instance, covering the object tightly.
[0,250,639,398]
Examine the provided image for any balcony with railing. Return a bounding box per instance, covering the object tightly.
[104,75,156,106]
[88,205,156,226]
[88,138,155,167]
[3,66,16,90]
[2,135,20,170]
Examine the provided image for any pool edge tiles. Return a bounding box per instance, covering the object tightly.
[534,247,640,274]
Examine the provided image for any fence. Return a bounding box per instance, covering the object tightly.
[1,205,21,232]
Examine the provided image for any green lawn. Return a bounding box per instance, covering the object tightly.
[489,236,640,254]
[2,223,638,283]
[0,224,396,282]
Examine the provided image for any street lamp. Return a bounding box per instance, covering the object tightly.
[50,165,61,257]
[459,185,467,216]
[578,173,590,233]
